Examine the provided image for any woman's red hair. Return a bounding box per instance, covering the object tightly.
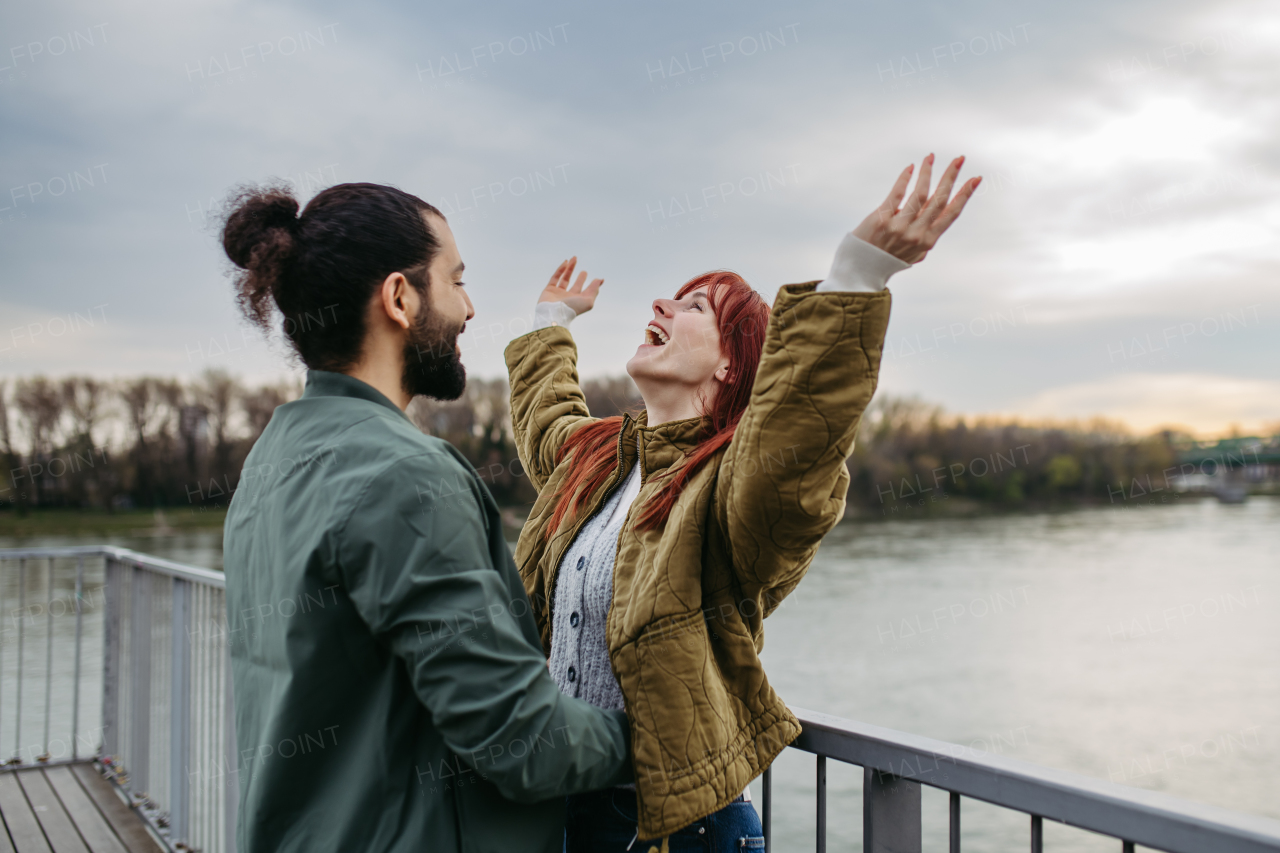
[545,271,771,537]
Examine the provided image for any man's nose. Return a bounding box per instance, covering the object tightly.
[463,291,476,321]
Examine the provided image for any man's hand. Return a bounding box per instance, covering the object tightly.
[851,154,981,265]
[539,257,603,315]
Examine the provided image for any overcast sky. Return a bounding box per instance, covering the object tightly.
[1,0,1276,436]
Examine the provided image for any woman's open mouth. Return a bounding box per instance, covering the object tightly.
[644,324,669,346]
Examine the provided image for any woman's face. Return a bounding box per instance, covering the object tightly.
[626,287,731,400]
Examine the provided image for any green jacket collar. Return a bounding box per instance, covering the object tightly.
[621,410,706,478]
[303,370,412,424]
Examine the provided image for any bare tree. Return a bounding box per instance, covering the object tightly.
[582,376,642,420]
[241,381,294,440]
[15,377,64,456]
[14,377,65,505]
[62,377,108,448]
[0,380,26,515]
[61,377,111,507]
[119,378,164,506]
[196,369,240,481]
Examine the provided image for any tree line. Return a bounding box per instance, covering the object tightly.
[848,397,1193,514]
[0,371,642,514]
[0,370,1230,516]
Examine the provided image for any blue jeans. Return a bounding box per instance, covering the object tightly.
[566,787,765,853]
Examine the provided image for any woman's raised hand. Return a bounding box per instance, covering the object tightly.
[851,154,981,265]
[538,257,603,315]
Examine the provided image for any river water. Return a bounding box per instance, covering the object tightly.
[2,496,1275,851]
[761,496,1279,851]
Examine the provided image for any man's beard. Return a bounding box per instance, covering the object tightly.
[402,301,466,401]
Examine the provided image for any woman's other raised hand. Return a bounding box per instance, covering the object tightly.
[851,154,981,265]
[539,256,604,315]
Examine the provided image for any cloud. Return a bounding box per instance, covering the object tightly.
[0,0,1275,436]
[1006,372,1280,435]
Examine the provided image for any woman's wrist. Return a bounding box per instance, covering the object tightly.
[533,301,578,330]
[818,232,911,293]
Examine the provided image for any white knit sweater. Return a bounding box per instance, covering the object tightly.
[545,456,641,710]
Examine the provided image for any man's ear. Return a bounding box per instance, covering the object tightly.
[378,272,414,330]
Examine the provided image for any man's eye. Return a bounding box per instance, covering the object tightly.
[456,280,467,287]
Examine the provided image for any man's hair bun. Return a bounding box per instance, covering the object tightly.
[220,184,300,327]
[222,184,299,267]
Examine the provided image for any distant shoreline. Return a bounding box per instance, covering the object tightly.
[0,507,228,538]
[3,491,1275,539]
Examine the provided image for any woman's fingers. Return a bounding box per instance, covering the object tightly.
[546,259,569,290]
[877,164,915,221]
[849,154,978,263]
[927,176,982,238]
[902,153,935,217]
[922,157,964,222]
[541,256,606,308]
[559,256,578,289]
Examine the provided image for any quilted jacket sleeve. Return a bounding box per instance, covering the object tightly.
[712,282,891,611]
[504,326,599,492]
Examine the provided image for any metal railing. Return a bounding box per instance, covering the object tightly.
[0,546,235,853]
[2,545,1279,853]
[759,709,1280,852]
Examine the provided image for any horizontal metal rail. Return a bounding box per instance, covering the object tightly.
[761,707,1280,853]
[0,546,225,588]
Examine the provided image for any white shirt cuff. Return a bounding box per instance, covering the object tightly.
[817,232,911,293]
[533,301,578,330]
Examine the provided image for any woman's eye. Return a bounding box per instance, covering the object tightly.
[692,302,704,311]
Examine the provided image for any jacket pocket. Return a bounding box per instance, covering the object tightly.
[628,610,737,796]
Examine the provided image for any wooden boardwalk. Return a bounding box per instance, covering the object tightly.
[0,764,161,853]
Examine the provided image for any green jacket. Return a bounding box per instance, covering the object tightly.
[223,370,631,853]
[504,283,891,840]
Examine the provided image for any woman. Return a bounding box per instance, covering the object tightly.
[504,156,979,852]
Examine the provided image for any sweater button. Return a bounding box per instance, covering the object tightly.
[576,556,585,571]
[567,666,577,682]
[570,612,580,627]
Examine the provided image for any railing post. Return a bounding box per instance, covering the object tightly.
[41,557,54,761]
[816,755,827,853]
[130,564,152,795]
[15,557,25,761]
[170,578,191,843]
[950,792,961,853]
[0,557,6,755]
[72,556,84,761]
[864,767,921,853]
[225,640,239,853]
[102,557,121,759]
[761,765,771,852]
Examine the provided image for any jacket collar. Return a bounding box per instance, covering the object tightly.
[302,370,413,424]
[621,410,706,479]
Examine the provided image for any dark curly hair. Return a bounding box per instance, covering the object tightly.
[220,182,444,371]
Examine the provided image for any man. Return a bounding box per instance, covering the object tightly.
[219,182,631,853]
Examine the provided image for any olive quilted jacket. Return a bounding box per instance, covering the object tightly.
[503,282,892,840]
